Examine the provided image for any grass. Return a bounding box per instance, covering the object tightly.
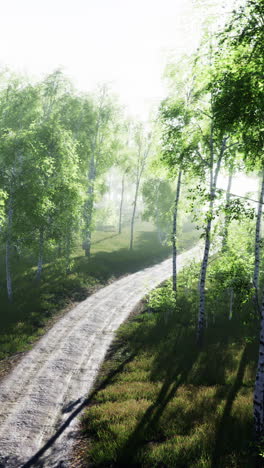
[0,222,198,367]
[78,275,259,468]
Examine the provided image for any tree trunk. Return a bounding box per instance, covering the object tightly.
[6,194,13,302]
[197,204,213,345]
[253,169,264,315]
[84,155,96,257]
[254,290,264,439]
[119,173,125,234]
[36,228,44,281]
[157,228,163,245]
[65,232,71,274]
[197,136,227,346]
[222,170,233,250]
[130,182,139,251]
[172,170,182,293]
[229,288,234,320]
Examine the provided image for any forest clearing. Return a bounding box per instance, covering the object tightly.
[0,0,264,466]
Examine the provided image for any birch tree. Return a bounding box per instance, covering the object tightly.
[0,78,41,299]
[129,124,151,251]
[142,177,175,245]
[159,60,198,293]
[222,169,233,250]
[213,0,264,437]
[82,86,120,257]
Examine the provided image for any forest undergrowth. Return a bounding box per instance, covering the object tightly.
[78,253,260,468]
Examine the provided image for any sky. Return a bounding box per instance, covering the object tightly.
[0,0,236,120]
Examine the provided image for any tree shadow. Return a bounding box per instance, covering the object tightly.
[92,233,119,245]
[114,324,201,466]
[106,309,256,467]
[211,342,255,468]
[20,343,136,468]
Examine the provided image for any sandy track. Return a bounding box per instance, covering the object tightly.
[0,244,203,467]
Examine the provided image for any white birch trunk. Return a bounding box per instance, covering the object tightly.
[197,204,212,344]
[172,170,182,293]
[229,288,234,320]
[119,173,125,234]
[36,228,44,281]
[254,290,264,438]
[222,170,233,250]
[129,135,151,251]
[197,136,227,345]
[84,154,96,257]
[6,194,13,302]
[253,170,264,314]
[65,233,71,274]
[130,181,139,251]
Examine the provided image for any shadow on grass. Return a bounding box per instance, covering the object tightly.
[0,235,170,359]
[211,342,256,468]
[116,325,201,467]
[92,233,119,245]
[80,303,257,467]
[20,343,136,468]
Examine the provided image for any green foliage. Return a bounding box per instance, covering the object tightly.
[212,0,264,163]
[142,178,175,242]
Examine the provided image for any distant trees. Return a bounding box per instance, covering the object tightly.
[129,124,152,251]
[0,71,147,300]
[0,69,165,301]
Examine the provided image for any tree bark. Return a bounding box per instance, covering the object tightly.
[6,194,13,302]
[254,289,264,439]
[119,173,125,234]
[130,181,139,251]
[36,228,44,281]
[229,288,234,320]
[197,136,227,346]
[172,170,182,293]
[129,133,151,251]
[84,154,96,257]
[65,232,71,273]
[253,169,264,315]
[222,170,233,250]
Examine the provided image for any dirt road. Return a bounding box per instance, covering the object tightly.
[0,244,203,467]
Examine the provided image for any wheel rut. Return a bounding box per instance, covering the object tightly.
[0,245,202,467]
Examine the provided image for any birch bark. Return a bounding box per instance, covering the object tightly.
[119,173,125,234]
[197,136,227,345]
[222,170,233,250]
[84,153,96,257]
[129,138,151,251]
[253,170,264,314]
[229,288,234,320]
[36,228,44,281]
[6,193,13,302]
[172,170,182,292]
[254,291,264,438]
[130,181,139,251]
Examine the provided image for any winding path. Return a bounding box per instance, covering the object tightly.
[0,244,203,467]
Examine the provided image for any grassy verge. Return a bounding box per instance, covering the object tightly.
[78,273,258,467]
[0,222,197,369]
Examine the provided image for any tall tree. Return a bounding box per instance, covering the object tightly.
[212,0,264,438]
[129,124,151,251]
[82,86,120,257]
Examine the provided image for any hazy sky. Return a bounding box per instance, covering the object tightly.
[0,0,236,120]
